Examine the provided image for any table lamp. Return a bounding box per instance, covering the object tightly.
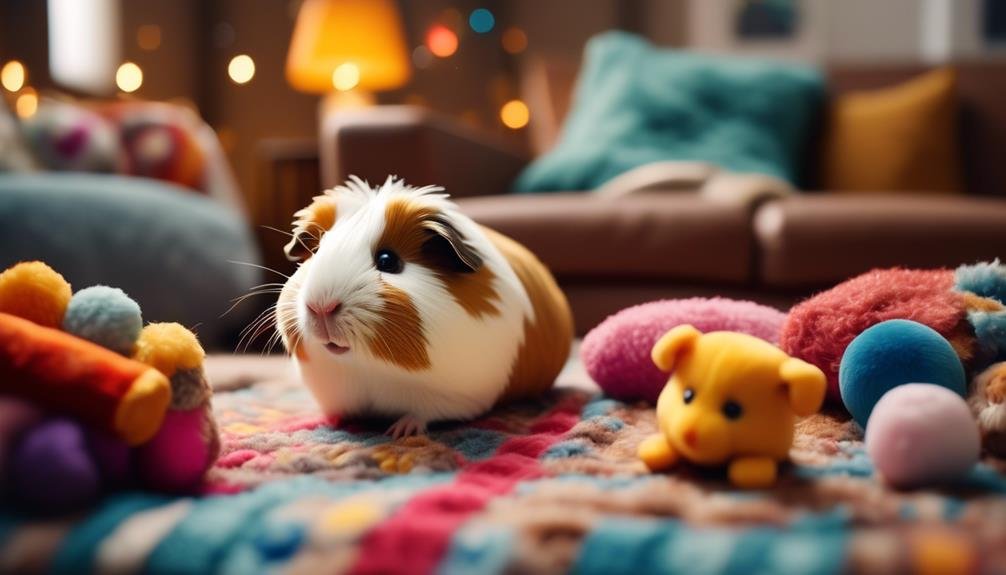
[286,0,411,110]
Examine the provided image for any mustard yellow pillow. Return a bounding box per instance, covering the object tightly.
[822,68,962,193]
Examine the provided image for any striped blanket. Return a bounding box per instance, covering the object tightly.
[1,357,1005,574]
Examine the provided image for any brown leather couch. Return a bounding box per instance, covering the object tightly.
[319,61,1006,334]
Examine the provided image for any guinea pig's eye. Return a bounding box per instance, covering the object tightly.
[721,400,743,420]
[683,388,695,404]
[375,249,404,274]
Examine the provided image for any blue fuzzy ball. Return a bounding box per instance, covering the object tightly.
[62,285,143,355]
[839,319,966,428]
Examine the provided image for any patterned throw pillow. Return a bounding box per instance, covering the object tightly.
[0,97,38,172]
[16,98,212,195]
[19,99,124,173]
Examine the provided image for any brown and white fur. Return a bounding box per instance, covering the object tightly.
[277,176,573,437]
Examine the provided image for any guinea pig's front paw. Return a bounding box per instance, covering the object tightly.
[728,457,778,489]
[387,415,428,440]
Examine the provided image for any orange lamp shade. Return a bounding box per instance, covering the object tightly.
[286,0,411,93]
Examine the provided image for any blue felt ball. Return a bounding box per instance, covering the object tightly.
[839,319,966,428]
[62,285,143,355]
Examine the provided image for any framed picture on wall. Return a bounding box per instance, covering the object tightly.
[985,0,1006,43]
[735,0,799,40]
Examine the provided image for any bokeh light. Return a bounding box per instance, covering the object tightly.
[412,46,433,70]
[137,25,162,51]
[228,54,256,84]
[500,99,530,129]
[502,27,528,54]
[1,60,26,92]
[426,25,459,58]
[116,62,143,93]
[15,87,37,118]
[469,8,495,34]
[332,62,360,91]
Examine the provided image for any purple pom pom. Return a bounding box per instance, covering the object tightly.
[581,298,787,402]
[9,419,101,513]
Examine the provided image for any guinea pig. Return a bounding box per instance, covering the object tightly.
[638,325,826,488]
[276,176,573,438]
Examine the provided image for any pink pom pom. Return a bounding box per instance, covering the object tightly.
[780,268,966,403]
[865,383,979,489]
[135,408,213,492]
[581,298,787,402]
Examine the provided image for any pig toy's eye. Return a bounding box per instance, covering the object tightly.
[722,400,743,420]
[683,388,695,404]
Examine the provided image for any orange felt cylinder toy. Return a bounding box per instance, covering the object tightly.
[0,312,171,445]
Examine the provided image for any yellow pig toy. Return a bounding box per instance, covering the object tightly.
[638,325,827,488]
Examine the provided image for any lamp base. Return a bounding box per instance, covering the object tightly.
[320,90,375,115]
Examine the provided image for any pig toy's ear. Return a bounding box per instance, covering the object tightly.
[779,358,826,417]
[651,325,702,373]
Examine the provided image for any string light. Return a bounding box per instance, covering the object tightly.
[412,46,433,70]
[228,54,256,84]
[426,25,458,58]
[469,8,495,34]
[332,62,360,91]
[502,28,528,54]
[116,62,143,93]
[500,99,529,129]
[1,61,26,92]
[15,87,37,118]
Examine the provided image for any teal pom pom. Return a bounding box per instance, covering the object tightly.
[62,286,143,355]
[839,319,966,428]
[969,309,1006,363]
[955,259,1006,304]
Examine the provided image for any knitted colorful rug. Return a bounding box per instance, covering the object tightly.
[2,357,1006,574]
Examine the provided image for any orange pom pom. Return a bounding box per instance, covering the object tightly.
[0,261,73,327]
[133,322,205,377]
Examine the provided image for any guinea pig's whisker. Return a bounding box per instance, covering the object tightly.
[227,260,291,280]
[236,305,280,353]
[220,286,286,318]
[259,225,296,238]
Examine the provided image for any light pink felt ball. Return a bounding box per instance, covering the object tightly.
[865,383,980,489]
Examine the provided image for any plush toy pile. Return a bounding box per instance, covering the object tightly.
[0,261,219,512]
[584,260,1006,491]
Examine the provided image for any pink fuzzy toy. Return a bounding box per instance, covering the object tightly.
[780,268,967,403]
[137,408,217,492]
[581,298,787,402]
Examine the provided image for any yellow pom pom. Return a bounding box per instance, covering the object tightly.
[0,261,72,327]
[132,322,205,377]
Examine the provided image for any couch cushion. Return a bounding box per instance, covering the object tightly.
[821,68,962,194]
[457,192,753,283]
[754,195,1006,287]
[514,32,824,193]
[0,174,261,348]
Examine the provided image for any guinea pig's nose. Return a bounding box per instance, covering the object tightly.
[307,300,342,319]
[683,427,698,448]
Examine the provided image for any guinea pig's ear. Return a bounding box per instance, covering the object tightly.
[651,325,702,372]
[284,195,338,262]
[420,214,483,273]
[778,358,826,417]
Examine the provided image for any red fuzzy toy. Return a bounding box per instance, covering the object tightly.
[780,268,982,403]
